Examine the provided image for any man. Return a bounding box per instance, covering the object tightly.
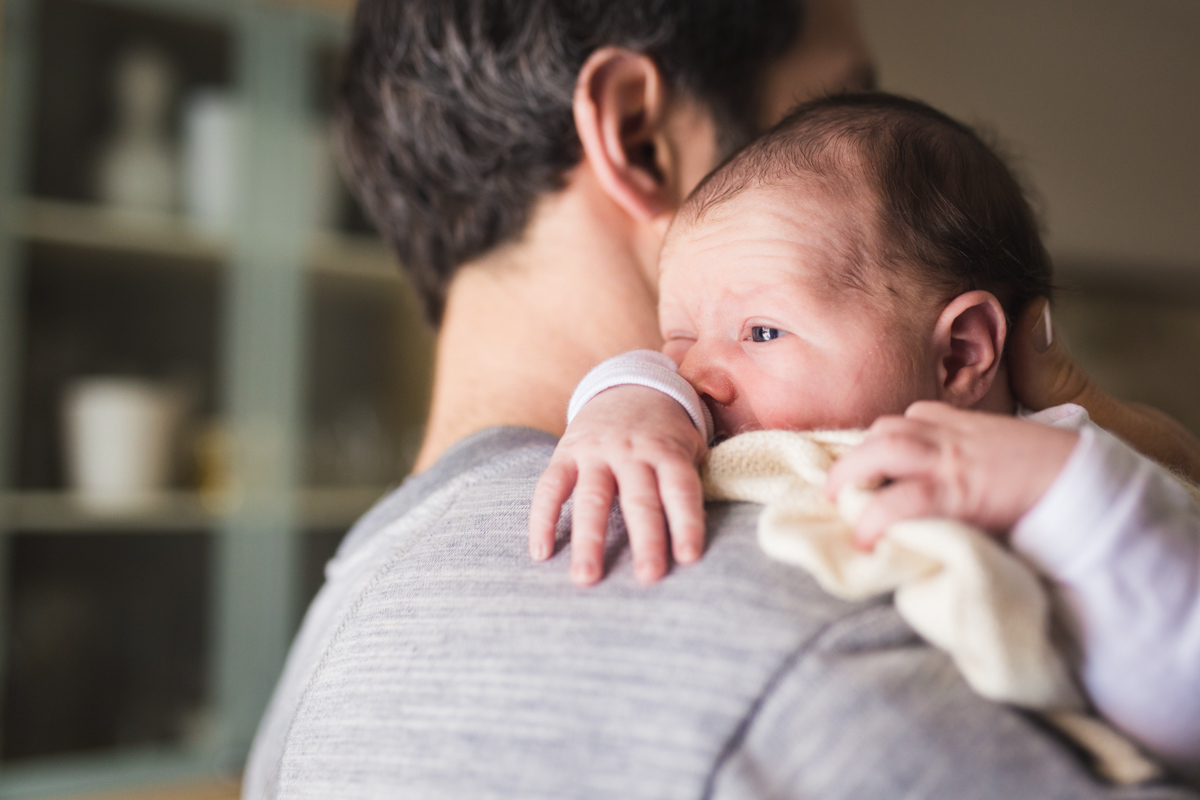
[244,0,1200,797]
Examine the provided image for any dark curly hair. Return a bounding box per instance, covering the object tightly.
[336,0,805,325]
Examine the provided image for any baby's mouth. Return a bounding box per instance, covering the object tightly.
[703,396,764,444]
[702,395,738,444]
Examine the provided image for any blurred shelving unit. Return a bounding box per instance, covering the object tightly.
[0,0,432,795]
[0,486,393,533]
[13,197,402,281]
[14,199,230,263]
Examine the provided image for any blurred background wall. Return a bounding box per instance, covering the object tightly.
[0,1,1195,798]
[864,0,1200,270]
[859,0,1200,433]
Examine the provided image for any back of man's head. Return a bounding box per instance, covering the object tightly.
[337,0,804,325]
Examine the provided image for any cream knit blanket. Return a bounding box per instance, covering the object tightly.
[702,429,1160,785]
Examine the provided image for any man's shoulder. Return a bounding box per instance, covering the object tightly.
[254,427,1195,800]
[330,425,870,645]
[264,427,892,798]
[332,426,560,562]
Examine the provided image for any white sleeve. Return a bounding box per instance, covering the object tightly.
[567,350,713,443]
[1011,423,1200,778]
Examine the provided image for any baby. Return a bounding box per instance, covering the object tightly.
[529,94,1200,779]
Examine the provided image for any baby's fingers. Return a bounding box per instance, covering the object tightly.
[615,461,669,584]
[851,478,938,549]
[656,460,706,565]
[827,426,938,500]
[529,459,578,561]
[569,467,617,585]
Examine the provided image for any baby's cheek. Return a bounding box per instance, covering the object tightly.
[774,364,920,430]
[746,381,835,431]
[856,355,938,421]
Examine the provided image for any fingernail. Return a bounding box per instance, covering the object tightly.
[532,542,548,561]
[677,544,699,563]
[572,560,598,582]
[1032,299,1053,354]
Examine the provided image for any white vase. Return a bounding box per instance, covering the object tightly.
[95,48,180,216]
[63,378,182,513]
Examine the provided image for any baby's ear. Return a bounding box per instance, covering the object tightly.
[931,290,1007,408]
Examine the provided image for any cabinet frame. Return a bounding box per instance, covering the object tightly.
[0,0,383,795]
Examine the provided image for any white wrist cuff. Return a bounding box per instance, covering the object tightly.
[567,350,713,443]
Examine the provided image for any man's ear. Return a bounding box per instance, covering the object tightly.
[573,47,676,222]
[931,290,1008,408]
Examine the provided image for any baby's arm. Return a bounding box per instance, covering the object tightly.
[1009,423,1200,780]
[828,401,1200,778]
[528,351,710,585]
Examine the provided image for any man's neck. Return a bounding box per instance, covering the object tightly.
[413,173,666,472]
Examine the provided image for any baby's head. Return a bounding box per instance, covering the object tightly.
[658,92,1052,438]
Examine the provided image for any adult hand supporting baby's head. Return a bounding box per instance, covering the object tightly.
[1011,297,1200,483]
[1008,297,1099,413]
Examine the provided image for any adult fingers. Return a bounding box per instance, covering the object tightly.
[656,459,707,565]
[826,428,939,500]
[1007,297,1092,411]
[569,466,617,586]
[529,459,577,560]
[851,478,939,549]
[615,461,670,584]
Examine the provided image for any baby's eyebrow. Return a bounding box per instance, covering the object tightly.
[833,260,873,294]
[823,233,877,296]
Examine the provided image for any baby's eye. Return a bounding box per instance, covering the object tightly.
[750,325,784,342]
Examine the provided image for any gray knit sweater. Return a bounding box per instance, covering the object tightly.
[243,427,1197,800]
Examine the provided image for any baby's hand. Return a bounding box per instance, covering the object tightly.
[826,401,1079,548]
[529,385,708,585]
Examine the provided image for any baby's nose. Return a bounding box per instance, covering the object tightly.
[678,356,737,408]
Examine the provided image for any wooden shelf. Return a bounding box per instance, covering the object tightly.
[14,198,230,262]
[11,198,401,281]
[0,490,216,532]
[0,745,233,800]
[0,486,389,533]
[307,230,400,282]
[68,779,240,800]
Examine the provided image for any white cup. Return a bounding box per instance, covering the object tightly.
[63,378,182,513]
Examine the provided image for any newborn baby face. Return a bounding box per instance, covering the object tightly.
[658,180,942,439]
